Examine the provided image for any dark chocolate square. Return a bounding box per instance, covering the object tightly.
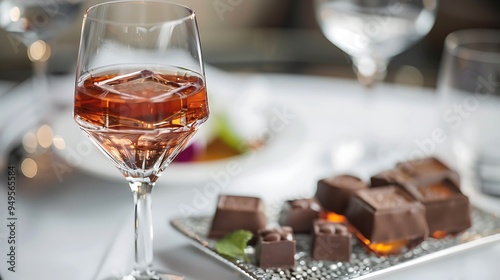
[315,174,368,214]
[256,227,296,269]
[208,195,267,239]
[345,186,429,243]
[279,198,321,233]
[311,220,351,262]
[404,176,471,235]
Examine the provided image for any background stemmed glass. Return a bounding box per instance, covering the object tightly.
[0,0,83,110]
[314,0,438,176]
[74,1,209,279]
[0,0,84,175]
[315,0,438,86]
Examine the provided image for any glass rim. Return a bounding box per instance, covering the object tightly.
[84,0,196,26]
[444,29,500,63]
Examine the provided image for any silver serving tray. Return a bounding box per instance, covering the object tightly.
[170,207,500,280]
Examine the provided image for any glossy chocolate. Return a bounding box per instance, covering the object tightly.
[369,157,470,237]
[345,186,429,243]
[208,195,267,239]
[315,174,368,214]
[404,175,471,235]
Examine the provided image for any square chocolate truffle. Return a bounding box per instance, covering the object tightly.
[279,198,321,233]
[315,174,368,215]
[256,227,296,269]
[311,220,351,262]
[403,176,471,237]
[208,195,266,239]
[345,186,428,255]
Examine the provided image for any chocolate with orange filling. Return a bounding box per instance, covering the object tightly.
[345,186,428,256]
[315,174,368,223]
[403,175,471,238]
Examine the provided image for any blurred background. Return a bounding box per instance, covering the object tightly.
[1,2,500,279]
[1,0,499,87]
[0,0,499,183]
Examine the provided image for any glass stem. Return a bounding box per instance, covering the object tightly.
[353,56,388,87]
[130,181,156,278]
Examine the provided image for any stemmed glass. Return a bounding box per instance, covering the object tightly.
[315,0,438,86]
[0,0,83,109]
[74,1,209,279]
[314,0,438,175]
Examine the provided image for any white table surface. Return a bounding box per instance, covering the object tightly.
[0,69,499,280]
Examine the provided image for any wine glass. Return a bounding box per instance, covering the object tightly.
[0,0,84,108]
[315,0,438,86]
[314,0,438,176]
[74,1,209,279]
[0,0,84,179]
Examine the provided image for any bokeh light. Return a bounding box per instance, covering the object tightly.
[37,124,53,149]
[22,132,38,153]
[10,6,20,22]
[53,135,66,150]
[28,40,51,62]
[21,158,38,178]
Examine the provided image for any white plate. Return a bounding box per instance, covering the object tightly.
[51,105,308,185]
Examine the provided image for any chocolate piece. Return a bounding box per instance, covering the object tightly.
[370,169,409,187]
[311,220,351,262]
[208,195,266,239]
[371,157,459,187]
[279,198,321,233]
[396,157,454,177]
[315,174,368,215]
[404,176,471,236]
[256,227,296,269]
[345,186,428,253]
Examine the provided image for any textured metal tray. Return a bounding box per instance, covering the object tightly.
[170,207,500,280]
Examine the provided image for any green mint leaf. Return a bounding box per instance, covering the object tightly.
[214,230,253,262]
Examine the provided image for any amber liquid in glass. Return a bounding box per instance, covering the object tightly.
[74,66,209,181]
